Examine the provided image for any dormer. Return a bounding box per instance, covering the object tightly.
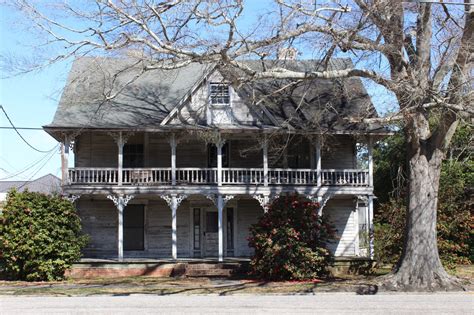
[207,82,233,125]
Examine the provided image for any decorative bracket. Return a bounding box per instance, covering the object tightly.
[252,194,269,212]
[107,194,134,209]
[108,131,135,147]
[205,194,217,206]
[223,195,235,207]
[160,194,187,209]
[318,194,333,214]
[64,194,81,203]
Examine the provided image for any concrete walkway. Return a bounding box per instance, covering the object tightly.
[1,293,473,314]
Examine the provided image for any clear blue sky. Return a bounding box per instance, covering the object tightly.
[0,2,393,182]
[0,5,74,181]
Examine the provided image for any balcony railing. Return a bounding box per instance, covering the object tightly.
[68,167,370,187]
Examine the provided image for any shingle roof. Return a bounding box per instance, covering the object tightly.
[224,59,381,131]
[46,57,386,133]
[0,174,61,194]
[47,57,213,128]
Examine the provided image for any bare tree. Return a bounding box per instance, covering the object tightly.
[6,0,472,291]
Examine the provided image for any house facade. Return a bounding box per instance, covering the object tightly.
[44,57,388,262]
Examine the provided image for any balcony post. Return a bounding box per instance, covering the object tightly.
[216,139,224,187]
[315,136,322,186]
[367,136,373,187]
[108,132,132,185]
[262,136,268,187]
[60,135,70,186]
[169,134,177,186]
[217,194,224,262]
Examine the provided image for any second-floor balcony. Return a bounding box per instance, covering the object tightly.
[67,167,370,187]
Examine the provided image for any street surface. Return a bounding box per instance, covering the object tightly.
[1,292,473,314]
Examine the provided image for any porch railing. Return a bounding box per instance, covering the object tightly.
[68,167,369,187]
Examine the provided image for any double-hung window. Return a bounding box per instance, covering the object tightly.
[209,83,230,106]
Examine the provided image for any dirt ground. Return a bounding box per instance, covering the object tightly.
[0,265,472,296]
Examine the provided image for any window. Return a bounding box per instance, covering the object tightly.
[209,83,230,106]
[124,205,145,251]
[206,211,218,233]
[123,144,144,168]
[207,143,229,167]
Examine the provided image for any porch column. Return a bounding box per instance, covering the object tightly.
[171,194,178,260]
[169,134,177,186]
[107,194,134,261]
[262,136,269,187]
[367,136,373,187]
[216,140,225,187]
[60,135,70,186]
[315,136,322,186]
[368,195,374,259]
[217,194,224,262]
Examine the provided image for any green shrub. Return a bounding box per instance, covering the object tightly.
[248,194,335,280]
[374,160,473,269]
[0,190,88,281]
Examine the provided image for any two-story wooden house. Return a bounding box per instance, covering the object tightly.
[44,57,389,263]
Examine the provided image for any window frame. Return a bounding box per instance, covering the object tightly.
[209,82,231,107]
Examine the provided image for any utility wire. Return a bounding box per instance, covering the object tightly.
[16,149,57,190]
[0,105,57,153]
[0,143,59,180]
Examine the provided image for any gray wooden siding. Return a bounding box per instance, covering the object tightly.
[229,140,262,168]
[77,199,117,257]
[235,198,264,257]
[321,135,356,169]
[77,196,360,258]
[147,134,170,167]
[75,133,118,167]
[325,198,357,256]
[75,132,355,169]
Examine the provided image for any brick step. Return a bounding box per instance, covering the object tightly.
[185,263,243,277]
[186,263,240,270]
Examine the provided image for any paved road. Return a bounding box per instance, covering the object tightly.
[1,293,473,314]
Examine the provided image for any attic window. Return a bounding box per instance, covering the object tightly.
[210,83,230,106]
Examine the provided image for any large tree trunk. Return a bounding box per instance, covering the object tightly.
[382,138,462,291]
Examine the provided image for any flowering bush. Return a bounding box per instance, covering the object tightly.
[0,190,88,281]
[248,194,335,280]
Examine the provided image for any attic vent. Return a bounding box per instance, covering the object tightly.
[277,47,298,60]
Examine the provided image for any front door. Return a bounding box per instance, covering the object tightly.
[204,210,219,257]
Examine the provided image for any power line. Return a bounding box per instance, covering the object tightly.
[0,105,57,153]
[0,126,43,130]
[0,144,59,180]
[16,149,57,190]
